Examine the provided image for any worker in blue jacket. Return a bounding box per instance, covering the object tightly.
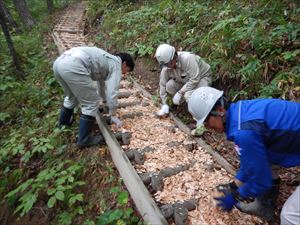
[188,87,300,225]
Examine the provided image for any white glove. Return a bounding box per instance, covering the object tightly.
[111,116,123,128]
[156,104,169,116]
[172,92,182,105]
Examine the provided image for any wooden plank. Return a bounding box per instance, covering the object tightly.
[131,77,236,175]
[95,112,168,225]
[53,28,83,34]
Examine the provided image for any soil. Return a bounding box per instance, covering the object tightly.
[133,57,161,95]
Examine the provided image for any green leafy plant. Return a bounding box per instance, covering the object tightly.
[0,131,26,163]
[5,161,85,216]
[88,0,300,100]
[96,187,139,225]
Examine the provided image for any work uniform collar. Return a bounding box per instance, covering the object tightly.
[226,102,242,143]
[225,109,231,138]
[176,52,183,69]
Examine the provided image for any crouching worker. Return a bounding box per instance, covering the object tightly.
[155,43,212,117]
[53,46,135,148]
[188,87,300,224]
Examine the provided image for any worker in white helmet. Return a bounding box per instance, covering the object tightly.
[53,46,135,149]
[188,86,300,224]
[155,43,212,117]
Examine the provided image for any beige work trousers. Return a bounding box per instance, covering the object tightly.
[166,76,211,102]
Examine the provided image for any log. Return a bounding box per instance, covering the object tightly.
[125,150,136,160]
[183,140,197,152]
[159,160,196,178]
[114,131,131,145]
[160,199,198,219]
[134,151,145,165]
[98,101,143,113]
[121,112,143,119]
[139,172,152,185]
[167,141,181,147]
[118,91,132,98]
[180,198,198,211]
[118,101,141,108]
[160,203,174,219]
[151,173,164,192]
[174,203,188,225]
[128,146,156,154]
[54,28,83,33]
[125,150,145,164]
[140,161,196,186]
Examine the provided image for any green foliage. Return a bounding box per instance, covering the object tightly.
[1,24,139,225]
[56,206,84,225]
[5,161,85,216]
[88,0,300,100]
[96,187,139,225]
[0,0,142,224]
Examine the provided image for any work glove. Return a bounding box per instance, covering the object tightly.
[111,116,123,128]
[216,182,238,195]
[215,193,238,212]
[214,181,251,212]
[156,104,169,117]
[191,124,207,136]
[172,92,182,105]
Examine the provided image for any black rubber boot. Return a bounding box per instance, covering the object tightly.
[256,178,280,221]
[237,178,280,222]
[77,114,104,149]
[58,106,74,127]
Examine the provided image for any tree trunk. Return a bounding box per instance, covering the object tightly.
[0,6,25,80]
[46,0,54,14]
[0,0,21,32]
[13,0,35,29]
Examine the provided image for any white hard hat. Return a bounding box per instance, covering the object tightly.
[188,87,224,126]
[155,44,175,66]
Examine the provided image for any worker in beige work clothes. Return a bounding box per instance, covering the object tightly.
[155,44,212,117]
[53,46,135,148]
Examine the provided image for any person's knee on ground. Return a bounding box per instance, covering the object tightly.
[77,114,104,149]
[280,186,300,225]
[58,106,74,127]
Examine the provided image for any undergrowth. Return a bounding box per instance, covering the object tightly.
[87,0,300,100]
[0,0,141,224]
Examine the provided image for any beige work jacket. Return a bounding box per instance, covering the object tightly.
[159,51,211,104]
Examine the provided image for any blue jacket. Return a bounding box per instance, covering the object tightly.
[226,99,300,198]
